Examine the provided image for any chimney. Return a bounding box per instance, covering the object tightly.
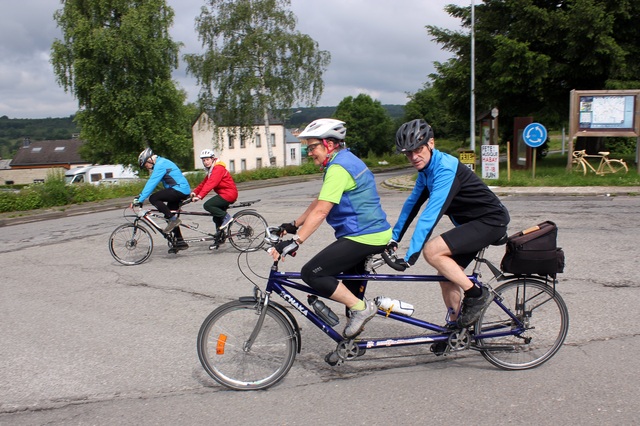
[23,137,31,147]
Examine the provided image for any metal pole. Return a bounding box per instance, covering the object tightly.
[470,0,476,152]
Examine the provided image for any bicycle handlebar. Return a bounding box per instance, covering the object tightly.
[381,251,407,271]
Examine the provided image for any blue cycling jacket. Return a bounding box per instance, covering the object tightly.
[392,149,509,264]
[325,149,390,238]
[138,156,191,203]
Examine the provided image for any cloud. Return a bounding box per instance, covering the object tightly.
[0,0,465,118]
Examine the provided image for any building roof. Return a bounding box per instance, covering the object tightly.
[9,139,86,168]
[285,129,300,144]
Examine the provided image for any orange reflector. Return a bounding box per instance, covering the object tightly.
[216,334,227,355]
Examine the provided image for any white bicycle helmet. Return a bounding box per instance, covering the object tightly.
[298,119,346,141]
[200,149,216,158]
[138,147,154,167]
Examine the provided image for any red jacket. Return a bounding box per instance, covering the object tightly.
[193,161,238,203]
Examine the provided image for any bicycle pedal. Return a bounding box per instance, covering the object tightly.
[168,248,178,254]
[324,351,342,366]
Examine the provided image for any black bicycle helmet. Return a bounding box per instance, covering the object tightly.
[395,119,434,153]
[138,147,153,167]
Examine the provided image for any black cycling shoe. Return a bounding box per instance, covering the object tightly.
[430,341,449,356]
[174,241,189,251]
[457,287,493,328]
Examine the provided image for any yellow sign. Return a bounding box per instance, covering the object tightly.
[459,151,476,171]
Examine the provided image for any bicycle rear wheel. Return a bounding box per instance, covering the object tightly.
[603,159,628,174]
[197,300,297,390]
[475,278,569,370]
[108,223,153,265]
[228,211,268,252]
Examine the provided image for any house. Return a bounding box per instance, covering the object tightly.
[191,112,302,172]
[0,138,90,185]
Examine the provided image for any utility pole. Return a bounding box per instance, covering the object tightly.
[470,0,476,152]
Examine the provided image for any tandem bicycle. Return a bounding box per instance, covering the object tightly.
[108,199,268,265]
[196,227,569,390]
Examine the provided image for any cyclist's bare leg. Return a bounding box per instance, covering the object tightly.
[423,236,473,293]
[330,283,363,309]
[438,281,462,321]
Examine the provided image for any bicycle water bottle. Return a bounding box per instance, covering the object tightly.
[374,296,415,317]
[308,295,339,326]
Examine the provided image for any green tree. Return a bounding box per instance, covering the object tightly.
[51,0,192,168]
[334,94,395,157]
[427,0,640,143]
[184,0,330,165]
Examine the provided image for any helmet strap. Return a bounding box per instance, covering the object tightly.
[321,139,337,168]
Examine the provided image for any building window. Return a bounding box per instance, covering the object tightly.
[54,147,65,152]
[290,148,296,160]
[255,134,261,147]
[31,147,42,153]
[240,135,245,148]
[270,133,276,147]
[241,159,246,171]
[256,158,262,168]
[228,135,234,149]
[229,160,235,173]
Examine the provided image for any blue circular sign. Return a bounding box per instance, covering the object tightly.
[523,123,548,148]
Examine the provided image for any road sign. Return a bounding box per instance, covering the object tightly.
[523,123,547,148]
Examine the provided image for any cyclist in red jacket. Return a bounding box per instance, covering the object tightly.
[190,149,238,244]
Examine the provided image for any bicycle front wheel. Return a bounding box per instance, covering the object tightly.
[572,159,587,175]
[197,300,297,390]
[228,211,268,252]
[603,159,628,174]
[475,278,569,370]
[108,223,153,265]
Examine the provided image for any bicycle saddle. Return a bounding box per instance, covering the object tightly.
[491,233,508,246]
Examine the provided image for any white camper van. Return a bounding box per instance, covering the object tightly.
[65,165,138,185]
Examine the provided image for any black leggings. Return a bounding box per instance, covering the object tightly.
[300,238,386,299]
[149,188,189,240]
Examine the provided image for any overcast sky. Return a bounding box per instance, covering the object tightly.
[0,0,468,119]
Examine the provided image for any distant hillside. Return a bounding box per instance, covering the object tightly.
[287,105,405,127]
[0,115,79,159]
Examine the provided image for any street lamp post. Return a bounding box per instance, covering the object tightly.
[470,0,476,152]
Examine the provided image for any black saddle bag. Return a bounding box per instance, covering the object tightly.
[501,221,565,276]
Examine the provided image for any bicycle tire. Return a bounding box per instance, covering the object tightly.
[228,211,268,252]
[475,278,569,370]
[603,159,628,174]
[197,300,297,390]
[572,159,587,175]
[108,223,154,265]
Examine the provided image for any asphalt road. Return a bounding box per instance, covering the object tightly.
[1,171,639,425]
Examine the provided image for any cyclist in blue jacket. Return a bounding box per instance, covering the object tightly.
[390,119,510,342]
[134,148,191,251]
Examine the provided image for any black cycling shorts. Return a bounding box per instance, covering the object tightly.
[300,237,386,298]
[441,220,507,268]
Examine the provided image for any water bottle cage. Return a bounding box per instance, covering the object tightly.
[380,304,395,318]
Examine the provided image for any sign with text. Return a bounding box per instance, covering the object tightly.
[459,150,476,171]
[481,145,499,179]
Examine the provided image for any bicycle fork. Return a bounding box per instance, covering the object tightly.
[243,293,272,352]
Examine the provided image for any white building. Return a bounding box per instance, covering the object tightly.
[191,112,302,172]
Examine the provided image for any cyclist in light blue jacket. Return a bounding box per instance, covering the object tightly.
[134,148,191,251]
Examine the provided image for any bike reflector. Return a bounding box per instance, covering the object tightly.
[216,334,227,355]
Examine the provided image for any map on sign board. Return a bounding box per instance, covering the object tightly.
[579,95,635,129]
